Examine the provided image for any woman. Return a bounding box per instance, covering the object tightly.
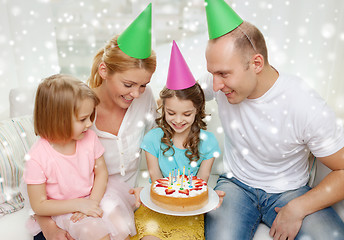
[33,4,157,240]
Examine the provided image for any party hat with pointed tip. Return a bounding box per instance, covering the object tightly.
[204,0,243,39]
[166,41,196,90]
[117,3,152,59]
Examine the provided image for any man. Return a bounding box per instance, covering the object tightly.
[202,0,344,239]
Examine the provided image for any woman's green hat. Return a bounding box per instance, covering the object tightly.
[117,3,152,59]
[205,0,243,39]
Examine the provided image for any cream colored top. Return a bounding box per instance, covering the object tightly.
[91,86,157,187]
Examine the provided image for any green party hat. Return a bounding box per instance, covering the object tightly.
[117,3,152,59]
[205,0,243,39]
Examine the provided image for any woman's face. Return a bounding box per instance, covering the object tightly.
[104,68,153,109]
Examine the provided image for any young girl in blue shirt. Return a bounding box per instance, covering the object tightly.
[133,41,220,240]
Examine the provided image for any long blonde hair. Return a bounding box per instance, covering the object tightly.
[88,35,157,88]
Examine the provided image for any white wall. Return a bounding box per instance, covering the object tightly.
[0,0,59,119]
[1,0,344,120]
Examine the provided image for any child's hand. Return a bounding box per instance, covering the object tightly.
[214,190,226,209]
[129,187,143,208]
[77,198,103,218]
[70,212,87,223]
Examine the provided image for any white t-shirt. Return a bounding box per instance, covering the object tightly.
[91,86,157,188]
[200,72,344,193]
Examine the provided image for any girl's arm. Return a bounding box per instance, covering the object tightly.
[27,184,102,217]
[197,157,226,208]
[197,157,215,182]
[145,151,163,183]
[70,155,108,223]
[89,155,108,203]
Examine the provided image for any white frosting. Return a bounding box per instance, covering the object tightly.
[152,176,207,198]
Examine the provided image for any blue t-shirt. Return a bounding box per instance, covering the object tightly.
[141,128,221,178]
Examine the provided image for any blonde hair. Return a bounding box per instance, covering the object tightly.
[34,74,100,142]
[88,35,157,88]
[211,21,268,68]
[156,83,207,163]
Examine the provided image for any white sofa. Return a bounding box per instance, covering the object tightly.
[1,87,344,240]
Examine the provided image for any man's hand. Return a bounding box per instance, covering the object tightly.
[214,190,225,209]
[129,187,143,208]
[269,203,304,240]
[44,228,74,240]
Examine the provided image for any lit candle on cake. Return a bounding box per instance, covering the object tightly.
[177,169,180,185]
[183,166,185,177]
[180,174,184,190]
[188,167,191,183]
[171,169,174,185]
[189,172,193,188]
[168,172,172,189]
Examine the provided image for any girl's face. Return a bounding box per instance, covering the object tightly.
[71,98,95,141]
[104,68,152,109]
[164,96,197,135]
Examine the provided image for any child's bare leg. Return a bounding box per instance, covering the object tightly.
[107,206,134,238]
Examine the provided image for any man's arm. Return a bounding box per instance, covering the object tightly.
[270,147,344,240]
[295,147,344,213]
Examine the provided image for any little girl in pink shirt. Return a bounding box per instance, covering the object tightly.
[24,74,136,240]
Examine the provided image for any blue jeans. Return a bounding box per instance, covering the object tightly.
[205,175,344,240]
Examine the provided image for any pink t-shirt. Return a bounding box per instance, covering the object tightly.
[24,129,105,200]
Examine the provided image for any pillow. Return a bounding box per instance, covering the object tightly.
[307,154,317,187]
[0,115,37,217]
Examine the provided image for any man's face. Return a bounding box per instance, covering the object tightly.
[206,37,259,104]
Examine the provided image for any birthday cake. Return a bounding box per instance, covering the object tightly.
[150,173,209,212]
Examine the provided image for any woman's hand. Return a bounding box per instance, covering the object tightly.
[129,187,143,208]
[76,198,103,218]
[214,190,226,209]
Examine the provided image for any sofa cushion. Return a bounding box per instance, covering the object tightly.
[0,115,37,216]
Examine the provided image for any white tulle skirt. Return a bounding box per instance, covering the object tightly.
[27,175,137,240]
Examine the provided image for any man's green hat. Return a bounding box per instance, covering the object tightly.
[117,3,152,59]
[205,0,243,39]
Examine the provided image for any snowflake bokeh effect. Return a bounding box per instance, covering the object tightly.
[0,0,343,119]
[1,1,344,235]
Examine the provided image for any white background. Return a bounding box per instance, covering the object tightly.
[0,0,343,119]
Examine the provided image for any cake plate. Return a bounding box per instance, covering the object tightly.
[140,186,219,216]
